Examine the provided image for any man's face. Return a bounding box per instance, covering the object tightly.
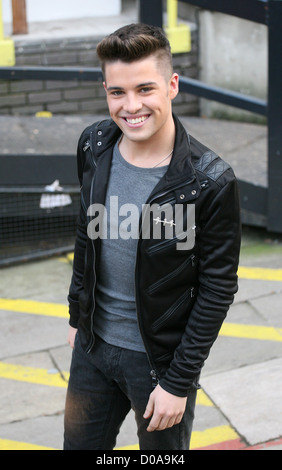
[103,55,179,145]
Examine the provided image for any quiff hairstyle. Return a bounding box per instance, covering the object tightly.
[96,23,173,81]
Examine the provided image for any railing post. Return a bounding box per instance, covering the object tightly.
[0,0,15,66]
[165,0,191,53]
[167,0,178,29]
[12,0,28,35]
[267,0,282,232]
[139,0,163,28]
[0,0,3,40]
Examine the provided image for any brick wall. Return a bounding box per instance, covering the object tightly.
[0,32,199,116]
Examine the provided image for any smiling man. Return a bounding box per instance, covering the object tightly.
[104,57,178,164]
[64,24,241,451]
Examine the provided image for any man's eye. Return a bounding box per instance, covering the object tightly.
[111,91,123,96]
[140,87,152,93]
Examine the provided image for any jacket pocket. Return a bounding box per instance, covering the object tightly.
[146,254,196,295]
[146,224,196,255]
[146,233,187,255]
[152,287,195,333]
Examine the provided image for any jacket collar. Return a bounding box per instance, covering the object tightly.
[91,114,199,200]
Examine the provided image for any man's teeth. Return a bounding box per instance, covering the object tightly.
[126,116,148,124]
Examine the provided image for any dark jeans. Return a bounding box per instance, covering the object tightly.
[64,334,197,450]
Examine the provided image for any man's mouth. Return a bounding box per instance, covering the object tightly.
[123,115,150,125]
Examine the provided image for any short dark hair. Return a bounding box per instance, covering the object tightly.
[96,23,173,80]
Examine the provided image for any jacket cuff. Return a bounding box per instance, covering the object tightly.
[68,296,80,329]
[159,375,201,398]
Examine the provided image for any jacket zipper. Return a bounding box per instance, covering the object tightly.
[84,132,198,367]
[83,134,97,169]
[147,176,196,208]
[80,190,87,214]
[146,226,195,255]
[86,173,97,354]
[135,176,196,381]
[84,135,98,354]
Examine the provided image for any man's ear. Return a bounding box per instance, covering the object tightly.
[103,82,107,92]
[169,73,179,101]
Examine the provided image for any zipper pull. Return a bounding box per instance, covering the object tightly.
[83,141,90,152]
[150,370,159,388]
[191,287,195,298]
[201,180,209,189]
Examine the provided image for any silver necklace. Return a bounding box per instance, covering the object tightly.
[153,150,173,168]
[119,134,173,168]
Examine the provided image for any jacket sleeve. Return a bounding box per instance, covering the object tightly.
[67,132,89,328]
[159,173,241,397]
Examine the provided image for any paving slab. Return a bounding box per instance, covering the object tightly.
[0,310,66,358]
[0,257,72,303]
[0,376,66,425]
[0,415,64,450]
[201,357,282,446]
[234,278,282,305]
[250,293,282,328]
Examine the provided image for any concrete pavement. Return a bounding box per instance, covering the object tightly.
[0,226,282,450]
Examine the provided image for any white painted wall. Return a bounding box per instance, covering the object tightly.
[2,0,121,22]
[199,11,267,120]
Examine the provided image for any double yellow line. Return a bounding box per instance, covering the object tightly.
[2,263,281,451]
[2,261,282,343]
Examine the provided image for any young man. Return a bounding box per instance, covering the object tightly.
[64,23,241,450]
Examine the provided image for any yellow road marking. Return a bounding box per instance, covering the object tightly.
[220,323,282,342]
[238,266,282,282]
[1,263,279,452]
[115,443,139,450]
[0,362,69,388]
[1,297,281,342]
[0,298,68,319]
[196,389,213,407]
[0,439,55,450]
[190,425,239,449]
[116,425,239,450]
[1,425,239,451]
[59,255,282,283]
[0,362,214,410]
[59,253,74,263]
[58,255,282,283]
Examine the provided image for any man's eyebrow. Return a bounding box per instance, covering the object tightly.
[137,82,158,88]
[106,86,123,91]
[106,82,158,91]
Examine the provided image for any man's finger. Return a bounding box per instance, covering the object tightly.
[143,397,154,420]
[146,413,162,432]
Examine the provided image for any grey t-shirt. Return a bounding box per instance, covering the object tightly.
[94,140,168,352]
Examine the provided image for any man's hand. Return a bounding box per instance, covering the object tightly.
[143,384,187,432]
[67,326,78,349]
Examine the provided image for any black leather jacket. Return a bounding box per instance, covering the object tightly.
[68,114,241,397]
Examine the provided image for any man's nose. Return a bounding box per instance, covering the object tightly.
[123,93,143,114]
